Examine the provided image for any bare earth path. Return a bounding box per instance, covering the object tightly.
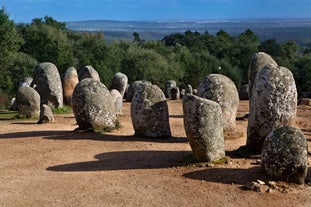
[0,100,311,207]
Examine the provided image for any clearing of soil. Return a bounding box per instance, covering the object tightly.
[1,100,311,207]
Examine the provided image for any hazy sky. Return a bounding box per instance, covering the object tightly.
[2,0,311,23]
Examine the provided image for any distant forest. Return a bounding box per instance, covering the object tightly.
[1,8,311,103]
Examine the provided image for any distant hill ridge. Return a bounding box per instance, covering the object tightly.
[66,19,311,44]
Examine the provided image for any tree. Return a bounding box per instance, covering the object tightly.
[0,7,24,95]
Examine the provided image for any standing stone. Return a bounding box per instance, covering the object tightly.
[111,72,128,98]
[183,94,225,162]
[247,64,297,153]
[38,104,54,123]
[131,84,171,138]
[197,74,239,132]
[19,77,33,87]
[126,80,151,102]
[171,86,180,100]
[63,67,79,106]
[17,86,40,118]
[72,78,117,131]
[110,89,123,115]
[248,52,278,98]
[32,62,63,108]
[164,80,177,99]
[185,84,193,94]
[78,65,100,81]
[261,126,308,184]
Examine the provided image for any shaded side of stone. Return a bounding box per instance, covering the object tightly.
[111,72,128,98]
[78,65,100,81]
[131,84,171,138]
[183,94,225,162]
[17,86,40,118]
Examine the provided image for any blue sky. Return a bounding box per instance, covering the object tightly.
[2,0,311,23]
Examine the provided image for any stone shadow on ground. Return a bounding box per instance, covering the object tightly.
[44,131,188,143]
[0,130,70,139]
[183,166,268,185]
[47,150,190,172]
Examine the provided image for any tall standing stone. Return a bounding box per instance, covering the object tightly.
[248,52,278,98]
[63,67,79,106]
[17,86,40,118]
[164,80,177,99]
[111,72,128,98]
[110,89,123,115]
[32,62,63,108]
[131,84,171,138]
[171,86,180,100]
[72,78,117,131]
[197,74,239,132]
[183,94,225,162]
[78,65,100,81]
[246,64,297,153]
[261,126,308,184]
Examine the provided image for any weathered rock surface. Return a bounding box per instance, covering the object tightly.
[38,104,54,123]
[248,52,278,98]
[261,126,308,184]
[32,62,63,108]
[17,86,40,118]
[63,67,79,106]
[185,84,193,95]
[247,64,297,153]
[111,72,128,98]
[110,89,123,115]
[126,80,151,102]
[164,80,177,99]
[72,78,117,131]
[131,84,171,138]
[78,65,100,81]
[197,74,239,132]
[183,94,225,162]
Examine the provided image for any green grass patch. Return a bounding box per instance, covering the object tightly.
[52,106,72,114]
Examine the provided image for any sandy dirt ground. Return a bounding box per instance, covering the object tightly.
[0,100,311,207]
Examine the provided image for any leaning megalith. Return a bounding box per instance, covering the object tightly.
[72,78,117,131]
[38,104,54,124]
[63,67,79,106]
[126,80,151,102]
[246,64,297,153]
[17,86,40,118]
[164,80,177,99]
[261,126,308,184]
[111,72,128,98]
[32,62,63,108]
[183,94,225,162]
[78,65,100,81]
[248,52,278,98]
[197,74,239,132]
[131,83,171,138]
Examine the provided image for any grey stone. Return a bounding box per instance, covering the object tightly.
[126,80,151,102]
[19,77,33,87]
[185,84,193,94]
[183,94,225,162]
[131,84,171,138]
[78,65,100,81]
[164,80,176,99]
[171,86,180,100]
[248,52,278,98]
[197,74,239,132]
[72,78,117,131]
[17,86,40,118]
[111,72,128,98]
[110,89,123,115]
[63,67,79,106]
[247,64,297,153]
[38,104,54,123]
[32,62,63,108]
[261,126,308,184]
